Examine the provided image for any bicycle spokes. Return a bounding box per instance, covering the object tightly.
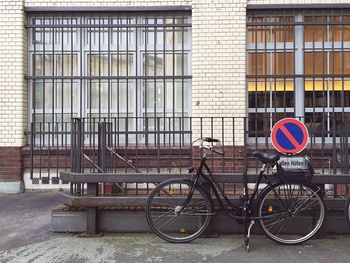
[258,183,325,244]
[146,179,213,242]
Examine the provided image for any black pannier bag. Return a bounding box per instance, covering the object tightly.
[276,156,314,183]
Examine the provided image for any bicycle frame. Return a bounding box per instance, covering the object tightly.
[180,151,278,221]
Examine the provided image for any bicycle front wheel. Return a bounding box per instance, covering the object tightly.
[256,181,325,245]
[145,178,213,243]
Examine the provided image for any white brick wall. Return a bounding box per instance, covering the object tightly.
[190,0,247,145]
[0,0,26,147]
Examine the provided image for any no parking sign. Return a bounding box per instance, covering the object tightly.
[271,118,309,155]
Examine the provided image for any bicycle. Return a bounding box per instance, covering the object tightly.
[145,137,325,251]
[345,195,350,227]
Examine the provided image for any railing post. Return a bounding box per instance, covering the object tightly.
[86,182,98,236]
[30,122,34,180]
[344,121,349,174]
[71,118,83,195]
[98,122,107,195]
[157,117,160,173]
[332,115,337,175]
[243,117,248,172]
[98,121,114,194]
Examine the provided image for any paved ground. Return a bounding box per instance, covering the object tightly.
[1,191,350,263]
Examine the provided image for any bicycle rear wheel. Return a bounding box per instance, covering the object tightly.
[345,195,350,228]
[256,181,325,245]
[145,178,213,243]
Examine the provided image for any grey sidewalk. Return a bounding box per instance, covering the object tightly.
[1,191,350,263]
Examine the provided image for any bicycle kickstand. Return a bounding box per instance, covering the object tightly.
[244,220,255,252]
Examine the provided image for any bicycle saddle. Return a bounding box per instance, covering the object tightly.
[252,151,280,164]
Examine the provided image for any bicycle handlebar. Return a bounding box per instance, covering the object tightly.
[202,137,219,143]
[198,137,225,156]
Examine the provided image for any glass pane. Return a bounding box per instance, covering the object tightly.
[248,113,270,137]
[87,54,109,76]
[111,18,135,46]
[56,81,79,110]
[144,53,164,76]
[247,53,270,75]
[247,52,293,75]
[248,90,269,108]
[34,54,53,76]
[57,54,78,76]
[247,17,270,44]
[305,79,327,107]
[111,54,134,76]
[343,16,350,41]
[304,16,326,42]
[164,80,189,112]
[117,81,135,111]
[88,81,109,109]
[273,52,294,75]
[329,113,349,137]
[174,81,184,110]
[271,79,294,108]
[34,82,53,110]
[304,52,327,75]
[273,16,294,43]
[34,81,43,109]
[329,52,350,74]
[165,53,189,76]
[110,81,134,111]
[305,113,327,137]
[329,80,350,107]
[143,81,165,110]
[330,16,342,42]
[305,51,350,75]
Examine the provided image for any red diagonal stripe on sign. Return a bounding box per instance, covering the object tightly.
[278,124,301,149]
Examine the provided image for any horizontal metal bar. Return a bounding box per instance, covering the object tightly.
[60,172,350,184]
[30,130,192,136]
[26,75,193,80]
[247,74,350,78]
[60,193,346,208]
[25,6,192,13]
[247,4,350,10]
[25,23,191,29]
[247,21,350,26]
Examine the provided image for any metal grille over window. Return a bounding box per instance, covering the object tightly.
[247,9,350,143]
[27,12,192,147]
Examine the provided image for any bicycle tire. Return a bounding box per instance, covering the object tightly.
[256,180,325,245]
[345,195,350,228]
[145,178,213,243]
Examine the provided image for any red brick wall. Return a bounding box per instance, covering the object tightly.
[0,147,23,181]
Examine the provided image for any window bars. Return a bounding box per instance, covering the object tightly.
[26,11,192,147]
[247,9,350,141]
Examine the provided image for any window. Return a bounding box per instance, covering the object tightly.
[247,10,350,141]
[27,12,192,145]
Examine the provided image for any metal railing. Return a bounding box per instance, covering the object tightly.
[27,115,350,195]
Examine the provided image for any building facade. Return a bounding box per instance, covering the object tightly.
[0,0,349,193]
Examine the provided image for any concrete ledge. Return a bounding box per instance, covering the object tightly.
[51,209,350,234]
[0,181,24,193]
[51,211,87,232]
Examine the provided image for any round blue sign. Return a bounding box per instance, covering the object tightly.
[271,118,309,154]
